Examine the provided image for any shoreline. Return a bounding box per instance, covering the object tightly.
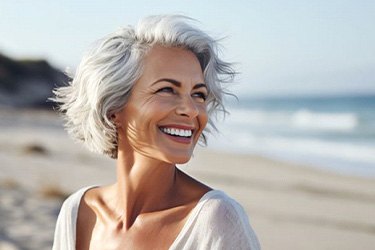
[206,146,375,180]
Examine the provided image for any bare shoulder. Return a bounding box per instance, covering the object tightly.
[77,185,110,224]
[175,168,212,203]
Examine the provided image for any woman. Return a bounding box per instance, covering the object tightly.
[52,15,260,250]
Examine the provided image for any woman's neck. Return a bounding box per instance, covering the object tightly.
[111,149,179,229]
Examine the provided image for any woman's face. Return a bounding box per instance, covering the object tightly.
[115,46,208,164]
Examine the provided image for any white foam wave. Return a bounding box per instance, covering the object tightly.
[291,109,358,132]
[210,132,375,166]
[228,108,359,132]
[259,136,375,163]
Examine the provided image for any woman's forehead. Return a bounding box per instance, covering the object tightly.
[137,45,205,86]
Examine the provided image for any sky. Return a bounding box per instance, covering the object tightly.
[0,0,374,97]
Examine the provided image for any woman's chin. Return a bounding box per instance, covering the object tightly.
[174,158,191,165]
[163,154,192,165]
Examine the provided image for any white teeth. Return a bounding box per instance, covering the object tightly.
[161,127,193,137]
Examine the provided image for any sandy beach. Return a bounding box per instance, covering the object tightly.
[1,109,375,250]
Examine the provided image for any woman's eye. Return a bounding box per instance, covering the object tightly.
[156,87,175,94]
[192,92,207,102]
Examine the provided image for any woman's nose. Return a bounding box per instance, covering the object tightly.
[175,95,199,118]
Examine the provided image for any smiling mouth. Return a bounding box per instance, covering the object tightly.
[159,127,194,138]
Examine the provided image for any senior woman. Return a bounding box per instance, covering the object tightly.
[52,15,260,250]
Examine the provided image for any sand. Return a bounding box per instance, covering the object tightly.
[1,109,375,250]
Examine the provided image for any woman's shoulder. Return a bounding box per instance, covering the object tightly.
[52,186,98,250]
[194,190,261,249]
[60,186,98,211]
[55,185,99,228]
[198,190,249,223]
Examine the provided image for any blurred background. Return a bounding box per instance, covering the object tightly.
[1,1,374,249]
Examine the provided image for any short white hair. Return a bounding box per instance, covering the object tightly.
[52,15,236,158]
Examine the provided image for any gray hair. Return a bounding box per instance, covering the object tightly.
[52,15,236,159]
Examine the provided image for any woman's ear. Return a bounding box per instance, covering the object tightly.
[111,113,122,128]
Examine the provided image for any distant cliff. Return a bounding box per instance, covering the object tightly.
[0,53,69,108]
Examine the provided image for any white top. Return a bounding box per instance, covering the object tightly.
[53,186,261,250]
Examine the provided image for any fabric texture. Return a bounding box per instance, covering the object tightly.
[52,186,261,250]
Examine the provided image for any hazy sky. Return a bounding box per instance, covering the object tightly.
[1,0,374,97]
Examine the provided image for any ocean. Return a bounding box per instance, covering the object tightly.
[208,94,375,178]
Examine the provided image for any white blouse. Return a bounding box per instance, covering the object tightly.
[52,186,261,250]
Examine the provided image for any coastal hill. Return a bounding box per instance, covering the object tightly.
[0,53,69,108]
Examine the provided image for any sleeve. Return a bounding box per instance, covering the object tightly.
[52,194,78,250]
[200,196,261,250]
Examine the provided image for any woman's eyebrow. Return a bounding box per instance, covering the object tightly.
[152,78,181,87]
[193,83,207,90]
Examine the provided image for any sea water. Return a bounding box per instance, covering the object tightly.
[209,94,375,178]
